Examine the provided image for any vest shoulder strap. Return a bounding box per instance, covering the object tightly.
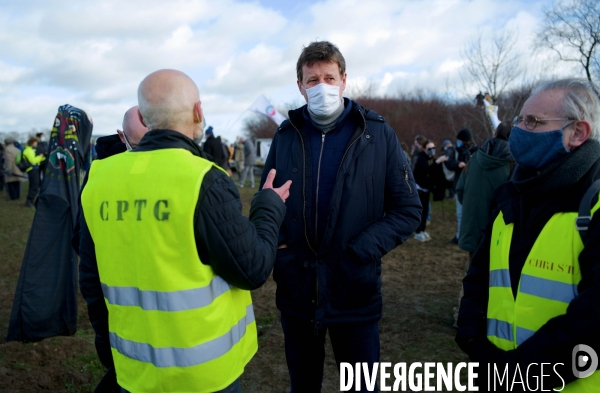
[576,178,600,242]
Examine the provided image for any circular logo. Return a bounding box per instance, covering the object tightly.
[266,105,276,117]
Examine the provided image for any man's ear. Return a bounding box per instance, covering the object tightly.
[194,101,203,123]
[567,120,591,150]
[297,80,308,103]
[117,129,126,144]
[137,108,147,127]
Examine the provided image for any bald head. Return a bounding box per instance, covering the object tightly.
[118,106,148,149]
[137,69,203,139]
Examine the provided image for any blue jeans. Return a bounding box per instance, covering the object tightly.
[281,313,380,393]
[455,194,462,238]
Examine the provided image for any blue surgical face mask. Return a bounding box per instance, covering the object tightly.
[456,140,463,148]
[508,126,571,171]
[427,148,436,157]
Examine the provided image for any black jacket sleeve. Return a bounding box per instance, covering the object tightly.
[194,167,286,290]
[79,211,113,370]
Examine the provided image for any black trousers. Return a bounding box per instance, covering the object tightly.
[26,167,40,203]
[7,181,21,200]
[417,190,430,233]
[281,312,380,392]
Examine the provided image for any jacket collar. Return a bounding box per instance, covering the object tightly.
[135,129,208,159]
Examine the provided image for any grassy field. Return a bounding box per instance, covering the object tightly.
[0,178,470,392]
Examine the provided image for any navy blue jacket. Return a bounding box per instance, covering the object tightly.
[260,100,421,328]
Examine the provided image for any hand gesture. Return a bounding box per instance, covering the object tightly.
[262,169,292,203]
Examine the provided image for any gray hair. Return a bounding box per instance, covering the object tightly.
[531,78,600,141]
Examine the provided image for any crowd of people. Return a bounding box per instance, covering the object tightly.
[1,132,47,206]
[1,39,599,393]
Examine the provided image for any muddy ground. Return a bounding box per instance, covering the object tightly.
[0,183,469,392]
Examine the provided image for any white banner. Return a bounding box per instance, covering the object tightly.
[248,95,287,125]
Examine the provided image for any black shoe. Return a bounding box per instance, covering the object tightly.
[448,236,459,245]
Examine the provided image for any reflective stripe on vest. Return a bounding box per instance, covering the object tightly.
[487,191,600,392]
[109,304,255,368]
[101,275,232,312]
[82,148,257,393]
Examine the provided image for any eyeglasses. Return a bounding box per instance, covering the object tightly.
[513,115,575,131]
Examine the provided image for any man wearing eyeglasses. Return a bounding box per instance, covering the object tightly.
[456,78,600,391]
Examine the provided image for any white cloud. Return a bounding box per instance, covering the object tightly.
[0,0,573,139]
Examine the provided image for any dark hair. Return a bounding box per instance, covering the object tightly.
[27,137,39,146]
[400,142,409,152]
[414,135,428,148]
[296,41,346,82]
[495,120,513,141]
[35,132,44,138]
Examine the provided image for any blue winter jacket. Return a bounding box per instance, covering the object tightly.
[260,100,421,328]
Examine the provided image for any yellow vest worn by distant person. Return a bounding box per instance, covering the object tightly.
[81,148,257,393]
[487,194,600,392]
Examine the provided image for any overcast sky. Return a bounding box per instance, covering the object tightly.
[0,0,579,142]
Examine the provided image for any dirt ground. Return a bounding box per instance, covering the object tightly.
[0,182,469,392]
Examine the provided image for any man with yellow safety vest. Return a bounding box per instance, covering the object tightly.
[79,69,291,393]
[457,78,600,392]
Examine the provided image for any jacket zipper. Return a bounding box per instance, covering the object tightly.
[315,133,326,245]
[288,119,317,256]
[337,111,367,174]
[403,165,413,193]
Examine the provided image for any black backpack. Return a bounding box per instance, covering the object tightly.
[15,149,32,172]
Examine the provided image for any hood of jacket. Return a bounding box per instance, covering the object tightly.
[476,138,513,170]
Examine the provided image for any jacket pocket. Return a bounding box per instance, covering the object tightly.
[273,248,303,301]
[329,251,380,310]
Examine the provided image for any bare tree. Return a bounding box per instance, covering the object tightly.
[242,114,278,140]
[461,29,525,102]
[537,0,600,89]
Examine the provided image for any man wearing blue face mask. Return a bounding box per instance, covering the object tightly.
[456,78,600,391]
[260,41,421,392]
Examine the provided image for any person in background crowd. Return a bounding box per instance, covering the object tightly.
[0,143,5,194]
[260,40,421,392]
[411,136,425,170]
[456,120,514,258]
[400,141,411,164]
[35,132,48,183]
[117,106,149,151]
[441,139,456,199]
[452,120,514,328]
[202,126,228,170]
[3,138,24,201]
[413,138,438,242]
[219,136,233,176]
[233,136,245,183]
[457,78,600,390]
[80,69,291,392]
[23,137,46,208]
[438,128,477,244]
[237,136,256,188]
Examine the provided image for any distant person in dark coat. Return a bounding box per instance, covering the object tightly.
[201,126,227,169]
[412,138,439,242]
[456,121,514,256]
[438,128,478,244]
[35,132,48,183]
[237,136,256,188]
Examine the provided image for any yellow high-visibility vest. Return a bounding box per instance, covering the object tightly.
[82,148,257,393]
[487,193,600,392]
